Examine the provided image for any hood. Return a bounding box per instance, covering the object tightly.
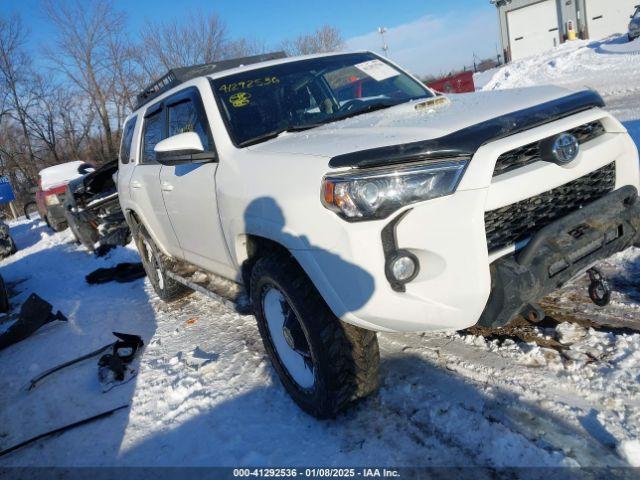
[248,86,602,164]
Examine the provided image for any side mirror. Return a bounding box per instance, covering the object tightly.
[154,132,216,166]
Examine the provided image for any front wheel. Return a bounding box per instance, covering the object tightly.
[250,253,380,418]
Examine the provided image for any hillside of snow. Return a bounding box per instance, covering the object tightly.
[1,35,639,469]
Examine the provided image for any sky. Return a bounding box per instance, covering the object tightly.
[4,0,500,77]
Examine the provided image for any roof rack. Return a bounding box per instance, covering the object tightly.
[134,51,288,110]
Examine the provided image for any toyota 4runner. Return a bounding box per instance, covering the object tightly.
[118,51,640,418]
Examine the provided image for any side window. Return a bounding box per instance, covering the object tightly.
[167,95,213,151]
[119,116,137,164]
[142,108,164,164]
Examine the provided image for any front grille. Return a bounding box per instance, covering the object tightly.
[484,162,616,252]
[493,121,606,177]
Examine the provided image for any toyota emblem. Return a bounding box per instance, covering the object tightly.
[552,133,580,165]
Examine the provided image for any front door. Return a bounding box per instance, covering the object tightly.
[159,88,236,278]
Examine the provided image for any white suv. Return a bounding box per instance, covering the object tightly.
[118,51,640,417]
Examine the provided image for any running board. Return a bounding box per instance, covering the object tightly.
[165,269,251,314]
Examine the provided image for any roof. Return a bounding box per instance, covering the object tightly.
[39,161,89,190]
[134,51,288,109]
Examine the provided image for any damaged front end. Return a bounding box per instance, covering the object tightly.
[64,160,131,254]
[478,185,640,328]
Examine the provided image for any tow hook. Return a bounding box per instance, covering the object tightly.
[587,267,611,307]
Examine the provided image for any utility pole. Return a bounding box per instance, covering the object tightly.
[378,27,389,57]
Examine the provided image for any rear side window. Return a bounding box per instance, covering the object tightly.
[167,97,213,151]
[119,117,137,164]
[142,108,164,164]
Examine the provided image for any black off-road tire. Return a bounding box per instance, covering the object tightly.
[250,252,380,418]
[66,211,99,251]
[133,224,191,302]
[0,274,9,313]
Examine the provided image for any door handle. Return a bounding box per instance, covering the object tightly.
[131,181,142,189]
[160,182,174,192]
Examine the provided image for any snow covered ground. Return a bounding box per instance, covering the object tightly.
[1,35,640,469]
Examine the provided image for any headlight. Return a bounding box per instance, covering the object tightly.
[321,159,468,221]
[45,194,60,206]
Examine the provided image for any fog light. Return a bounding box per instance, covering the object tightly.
[389,251,419,283]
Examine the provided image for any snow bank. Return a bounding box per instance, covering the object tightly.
[598,37,640,56]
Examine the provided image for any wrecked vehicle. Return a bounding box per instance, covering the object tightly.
[36,161,94,232]
[118,51,640,418]
[64,160,131,254]
[0,219,17,259]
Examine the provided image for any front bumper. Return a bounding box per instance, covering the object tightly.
[300,110,640,333]
[478,186,640,328]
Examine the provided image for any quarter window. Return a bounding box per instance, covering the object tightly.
[142,108,164,164]
[119,116,137,164]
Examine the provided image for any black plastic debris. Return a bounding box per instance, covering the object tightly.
[0,404,129,458]
[0,273,10,314]
[0,294,67,351]
[85,263,146,285]
[98,332,144,387]
[28,332,144,391]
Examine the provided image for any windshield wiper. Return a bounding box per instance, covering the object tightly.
[333,101,398,122]
[238,102,401,147]
[239,125,323,147]
[237,129,289,147]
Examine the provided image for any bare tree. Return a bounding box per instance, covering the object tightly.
[135,12,229,81]
[0,14,40,181]
[225,38,268,59]
[44,0,130,162]
[281,25,344,56]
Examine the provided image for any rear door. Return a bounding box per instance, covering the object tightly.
[129,103,182,258]
[117,115,138,202]
[585,0,640,40]
[158,87,236,278]
[507,0,560,61]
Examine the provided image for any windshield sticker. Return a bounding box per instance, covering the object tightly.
[229,92,252,107]
[354,60,400,82]
[219,76,280,93]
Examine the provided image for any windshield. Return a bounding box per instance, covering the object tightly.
[211,52,433,147]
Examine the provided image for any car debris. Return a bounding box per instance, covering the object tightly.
[85,263,146,285]
[0,293,67,351]
[0,273,9,314]
[97,332,144,388]
[0,219,17,259]
[0,404,129,458]
[27,332,144,392]
[64,160,131,254]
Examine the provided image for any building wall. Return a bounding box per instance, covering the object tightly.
[496,0,579,62]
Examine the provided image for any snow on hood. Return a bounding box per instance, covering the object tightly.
[39,161,89,190]
[248,86,578,159]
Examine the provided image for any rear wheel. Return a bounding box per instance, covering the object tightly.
[250,253,379,418]
[133,225,191,302]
